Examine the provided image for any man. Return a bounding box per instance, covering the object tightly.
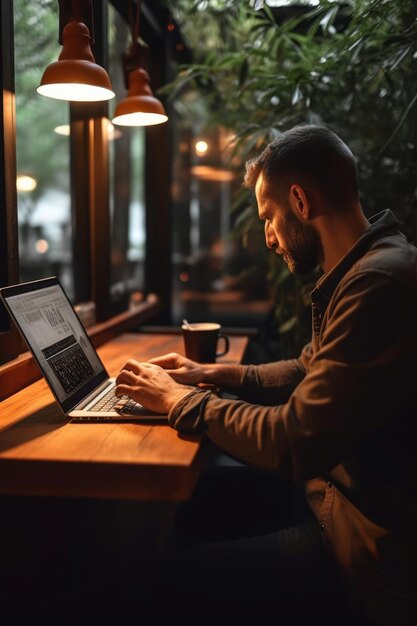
[116,125,417,624]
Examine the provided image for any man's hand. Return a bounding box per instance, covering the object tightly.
[148,352,208,385]
[115,359,195,414]
[149,352,243,390]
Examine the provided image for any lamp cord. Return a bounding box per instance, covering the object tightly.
[128,0,142,50]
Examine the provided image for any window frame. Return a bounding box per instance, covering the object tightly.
[0,0,175,384]
[0,0,23,364]
[110,0,174,317]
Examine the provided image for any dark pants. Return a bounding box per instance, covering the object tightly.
[141,449,364,623]
[0,451,374,624]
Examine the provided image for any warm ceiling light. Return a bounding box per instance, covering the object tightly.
[112,68,168,127]
[35,239,50,254]
[191,166,235,182]
[54,124,71,136]
[37,2,114,103]
[195,140,209,155]
[111,0,168,127]
[16,175,37,192]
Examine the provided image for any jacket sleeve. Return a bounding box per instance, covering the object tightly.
[223,343,311,405]
[169,271,417,480]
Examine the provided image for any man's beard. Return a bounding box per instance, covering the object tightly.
[281,208,322,274]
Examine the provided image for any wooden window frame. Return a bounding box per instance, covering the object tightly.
[0,0,24,364]
[110,0,173,319]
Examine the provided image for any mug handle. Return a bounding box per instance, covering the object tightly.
[216,334,230,358]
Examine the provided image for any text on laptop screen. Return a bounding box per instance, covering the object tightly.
[5,284,105,404]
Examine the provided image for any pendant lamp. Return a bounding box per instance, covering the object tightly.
[37,0,115,102]
[112,0,168,127]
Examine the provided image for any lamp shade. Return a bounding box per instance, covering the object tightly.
[37,21,115,102]
[112,68,168,126]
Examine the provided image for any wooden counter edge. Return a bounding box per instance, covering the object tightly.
[0,451,204,501]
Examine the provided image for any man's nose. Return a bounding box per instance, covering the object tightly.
[264,222,277,249]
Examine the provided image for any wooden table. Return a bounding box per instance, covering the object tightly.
[0,331,249,617]
[0,332,249,502]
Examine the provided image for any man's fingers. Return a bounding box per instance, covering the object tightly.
[164,367,189,379]
[118,361,159,380]
[197,383,219,392]
[148,353,182,368]
[115,383,134,398]
[115,369,138,386]
[119,359,142,374]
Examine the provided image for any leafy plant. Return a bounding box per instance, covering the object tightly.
[164,0,417,356]
[14,0,69,200]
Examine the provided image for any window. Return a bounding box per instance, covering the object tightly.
[0,0,21,362]
[14,0,73,298]
[170,123,272,329]
[0,0,173,371]
[108,5,146,307]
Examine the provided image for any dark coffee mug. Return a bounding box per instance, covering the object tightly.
[181,322,230,363]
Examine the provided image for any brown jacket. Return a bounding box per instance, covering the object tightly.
[169,210,417,625]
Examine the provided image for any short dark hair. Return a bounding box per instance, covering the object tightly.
[244,124,359,208]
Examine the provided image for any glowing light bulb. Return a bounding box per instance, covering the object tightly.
[195,140,208,156]
[17,175,37,192]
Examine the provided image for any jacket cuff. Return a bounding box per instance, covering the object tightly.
[168,388,212,434]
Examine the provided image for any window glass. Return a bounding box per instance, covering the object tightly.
[171,125,272,328]
[108,5,146,305]
[14,0,73,298]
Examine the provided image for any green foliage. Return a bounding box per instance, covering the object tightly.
[164,0,417,355]
[14,0,69,201]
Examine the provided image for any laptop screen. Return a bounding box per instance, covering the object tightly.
[1,277,109,413]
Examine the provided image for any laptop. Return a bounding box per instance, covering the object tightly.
[0,276,167,422]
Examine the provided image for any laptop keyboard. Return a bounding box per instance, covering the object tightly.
[89,388,136,412]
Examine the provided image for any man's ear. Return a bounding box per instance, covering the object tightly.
[289,184,310,220]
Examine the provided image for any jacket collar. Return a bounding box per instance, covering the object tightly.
[314,209,400,300]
